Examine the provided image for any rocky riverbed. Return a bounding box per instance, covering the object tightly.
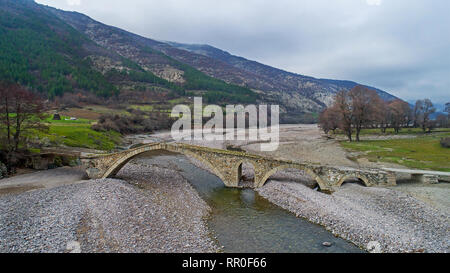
[1,124,449,253]
[0,162,218,253]
[256,180,449,253]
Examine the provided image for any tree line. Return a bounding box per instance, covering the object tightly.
[319,85,449,142]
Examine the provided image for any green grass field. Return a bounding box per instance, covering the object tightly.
[44,115,92,124]
[341,131,450,172]
[30,115,122,151]
[333,127,450,137]
[47,124,121,151]
[129,104,155,111]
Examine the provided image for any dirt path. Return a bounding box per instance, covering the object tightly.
[0,167,87,195]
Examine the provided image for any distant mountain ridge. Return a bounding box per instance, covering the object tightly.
[165,41,397,102]
[1,0,400,122]
[49,6,398,115]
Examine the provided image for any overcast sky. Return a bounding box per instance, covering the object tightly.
[36,0,450,104]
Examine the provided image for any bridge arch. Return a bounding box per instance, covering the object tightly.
[257,164,327,190]
[178,149,231,186]
[336,174,370,187]
[101,145,231,187]
[235,160,256,186]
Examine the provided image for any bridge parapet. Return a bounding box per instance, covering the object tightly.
[80,143,165,179]
[382,168,450,185]
[319,166,396,191]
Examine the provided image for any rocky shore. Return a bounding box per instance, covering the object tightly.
[256,180,450,253]
[0,162,218,253]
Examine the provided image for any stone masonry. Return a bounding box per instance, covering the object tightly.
[79,143,414,192]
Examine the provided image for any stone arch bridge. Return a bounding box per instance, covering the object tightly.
[80,142,405,192]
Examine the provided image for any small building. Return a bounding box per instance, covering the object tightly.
[53,113,61,120]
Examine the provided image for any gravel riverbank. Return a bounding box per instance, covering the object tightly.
[256,180,450,253]
[0,162,218,253]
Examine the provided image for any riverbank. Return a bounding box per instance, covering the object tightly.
[0,161,218,253]
[0,166,87,195]
[256,180,449,253]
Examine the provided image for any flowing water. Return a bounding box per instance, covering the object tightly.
[136,152,363,253]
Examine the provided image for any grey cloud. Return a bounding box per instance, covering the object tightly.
[36,0,450,103]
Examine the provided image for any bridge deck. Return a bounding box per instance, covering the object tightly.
[81,142,449,188]
[81,142,296,163]
[82,142,450,175]
[382,168,450,177]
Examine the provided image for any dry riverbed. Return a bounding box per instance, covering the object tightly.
[0,162,218,253]
[256,180,449,253]
[1,124,448,253]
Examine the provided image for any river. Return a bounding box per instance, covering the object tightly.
[136,152,364,253]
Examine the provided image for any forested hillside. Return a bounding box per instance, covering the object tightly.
[0,0,119,98]
[0,0,257,104]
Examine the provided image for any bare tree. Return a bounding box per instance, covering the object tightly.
[0,82,48,173]
[333,90,354,141]
[413,100,423,128]
[442,102,450,128]
[435,114,448,128]
[349,86,382,142]
[319,90,438,141]
[388,99,411,133]
[318,109,331,134]
[319,105,340,134]
[412,99,436,132]
[373,98,390,133]
[321,86,383,141]
[420,99,436,132]
[405,103,414,128]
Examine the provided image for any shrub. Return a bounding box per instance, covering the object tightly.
[0,162,7,179]
[93,113,174,134]
[440,137,450,148]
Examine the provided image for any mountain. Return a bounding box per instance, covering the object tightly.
[0,0,256,103]
[165,42,398,103]
[1,0,400,122]
[0,0,117,97]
